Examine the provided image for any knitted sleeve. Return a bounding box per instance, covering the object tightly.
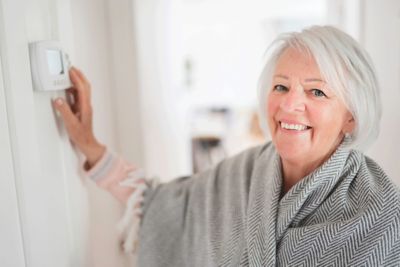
[84,150,152,253]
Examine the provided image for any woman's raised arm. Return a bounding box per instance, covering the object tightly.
[52,67,148,252]
[52,67,147,205]
[52,67,105,168]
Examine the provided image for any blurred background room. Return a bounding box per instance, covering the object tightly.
[1,0,399,266]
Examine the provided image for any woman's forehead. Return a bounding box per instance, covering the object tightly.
[274,48,323,81]
[276,48,317,67]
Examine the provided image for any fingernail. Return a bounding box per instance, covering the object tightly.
[69,69,76,76]
[56,98,63,106]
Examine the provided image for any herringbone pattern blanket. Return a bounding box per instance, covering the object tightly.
[137,141,400,266]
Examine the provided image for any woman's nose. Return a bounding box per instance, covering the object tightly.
[279,85,306,113]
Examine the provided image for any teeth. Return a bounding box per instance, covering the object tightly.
[281,122,308,131]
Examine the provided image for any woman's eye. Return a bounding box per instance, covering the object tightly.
[311,89,327,97]
[274,84,288,92]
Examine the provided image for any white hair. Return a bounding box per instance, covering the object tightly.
[257,25,382,151]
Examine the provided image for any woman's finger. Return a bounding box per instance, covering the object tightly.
[69,68,91,119]
[73,67,91,89]
[53,97,80,137]
[69,67,86,94]
[66,89,78,114]
[70,67,91,97]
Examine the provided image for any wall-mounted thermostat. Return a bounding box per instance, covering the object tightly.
[29,40,72,91]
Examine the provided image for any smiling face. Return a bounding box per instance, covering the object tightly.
[267,47,354,167]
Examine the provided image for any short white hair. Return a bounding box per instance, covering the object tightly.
[258,25,381,151]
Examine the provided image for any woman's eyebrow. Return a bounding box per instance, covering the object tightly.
[274,75,325,83]
[304,78,326,83]
[273,74,289,80]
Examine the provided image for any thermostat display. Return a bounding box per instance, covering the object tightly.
[47,49,64,75]
[29,41,72,91]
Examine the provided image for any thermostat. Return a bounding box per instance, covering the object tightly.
[29,40,72,91]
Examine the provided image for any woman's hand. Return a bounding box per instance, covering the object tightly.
[52,67,105,168]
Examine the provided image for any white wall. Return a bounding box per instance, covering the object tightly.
[1,0,140,266]
[132,0,194,181]
[0,41,25,267]
[70,0,144,265]
[106,0,145,167]
[0,0,89,265]
[361,0,400,185]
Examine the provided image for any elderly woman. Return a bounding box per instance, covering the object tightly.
[53,25,400,266]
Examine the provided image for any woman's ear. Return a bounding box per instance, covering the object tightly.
[342,112,355,134]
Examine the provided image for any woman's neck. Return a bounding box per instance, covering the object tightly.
[280,150,335,194]
[280,135,345,195]
[281,160,319,194]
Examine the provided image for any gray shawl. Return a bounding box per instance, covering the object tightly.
[137,141,400,266]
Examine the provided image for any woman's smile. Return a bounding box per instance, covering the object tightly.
[278,120,312,133]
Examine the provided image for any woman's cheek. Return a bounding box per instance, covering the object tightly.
[267,93,278,114]
[266,98,276,123]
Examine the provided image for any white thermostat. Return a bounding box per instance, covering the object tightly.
[29,40,72,91]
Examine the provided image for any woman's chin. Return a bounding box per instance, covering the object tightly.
[273,140,311,162]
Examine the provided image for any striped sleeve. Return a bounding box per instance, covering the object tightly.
[84,150,149,253]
